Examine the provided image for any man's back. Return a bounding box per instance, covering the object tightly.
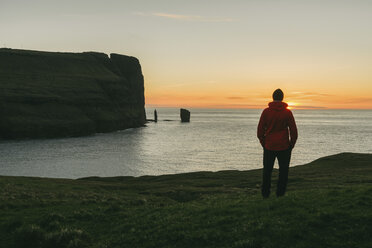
[257,101,297,151]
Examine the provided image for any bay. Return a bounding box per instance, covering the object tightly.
[0,108,371,179]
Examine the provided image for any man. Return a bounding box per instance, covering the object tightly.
[257,89,298,198]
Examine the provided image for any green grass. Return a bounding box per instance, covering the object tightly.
[1,152,372,247]
[0,48,145,139]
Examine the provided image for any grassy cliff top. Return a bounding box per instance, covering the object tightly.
[1,152,372,247]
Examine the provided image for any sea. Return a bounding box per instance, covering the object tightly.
[0,108,371,179]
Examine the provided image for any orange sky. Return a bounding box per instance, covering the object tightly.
[146,91,372,110]
[144,61,372,109]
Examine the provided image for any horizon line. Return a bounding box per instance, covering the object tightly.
[145,105,372,110]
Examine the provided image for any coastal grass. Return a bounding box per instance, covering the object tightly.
[1,152,372,247]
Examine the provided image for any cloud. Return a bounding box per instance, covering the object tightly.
[226,96,247,100]
[288,92,333,99]
[214,104,265,108]
[291,105,327,109]
[133,12,234,22]
[344,97,372,104]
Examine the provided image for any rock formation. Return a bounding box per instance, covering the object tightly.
[0,48,146,139]
[154,109,158,123]
[180,108,190,122]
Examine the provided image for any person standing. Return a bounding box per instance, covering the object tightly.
[257,89,298,198]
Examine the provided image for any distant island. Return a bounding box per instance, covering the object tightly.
[0,48,146,139]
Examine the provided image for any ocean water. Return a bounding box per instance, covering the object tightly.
[0,108,371,179]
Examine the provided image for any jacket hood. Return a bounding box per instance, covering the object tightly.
[268,101,288,111]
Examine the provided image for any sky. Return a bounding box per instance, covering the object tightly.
[1,0,372,109]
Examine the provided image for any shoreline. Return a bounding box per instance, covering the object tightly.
[0,152,371,181]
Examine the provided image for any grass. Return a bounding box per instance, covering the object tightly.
[0,48,145,139]
[0,152,372,247]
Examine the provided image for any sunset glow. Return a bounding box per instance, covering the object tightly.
[286,102,297,110]
[1,0,371,109]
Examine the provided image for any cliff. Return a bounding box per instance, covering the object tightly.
[0,48,146,139]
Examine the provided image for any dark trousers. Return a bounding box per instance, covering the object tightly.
[262,148,292,198]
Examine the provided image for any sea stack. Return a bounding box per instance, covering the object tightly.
[180,108,190,122]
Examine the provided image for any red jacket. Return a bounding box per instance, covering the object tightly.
[257,101,298,151]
